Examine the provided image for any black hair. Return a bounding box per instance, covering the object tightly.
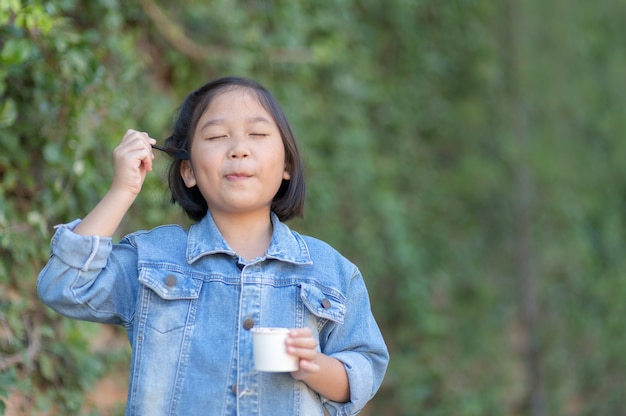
[164,76,305,222]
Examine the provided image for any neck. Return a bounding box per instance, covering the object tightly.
[210,210,273,261]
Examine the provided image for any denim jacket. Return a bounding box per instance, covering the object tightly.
[38,212,389,416]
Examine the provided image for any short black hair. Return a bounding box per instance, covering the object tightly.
[164,76,305,222]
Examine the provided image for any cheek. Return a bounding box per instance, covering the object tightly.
[270,150,289,180]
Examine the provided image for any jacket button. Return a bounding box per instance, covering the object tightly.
[165,275,177,287]
[231,384,238,395]
[243,318,255,330]
[321,298,331,309]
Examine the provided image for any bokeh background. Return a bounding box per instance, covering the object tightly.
[2,1,626,415]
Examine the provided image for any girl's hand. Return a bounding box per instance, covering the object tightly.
[111,129,157,196]
[285,328,350,403]
[286,327,350,402]
[286,327,321,379]
[73,130,156,237]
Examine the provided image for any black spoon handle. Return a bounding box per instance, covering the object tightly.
[151,144,189,160]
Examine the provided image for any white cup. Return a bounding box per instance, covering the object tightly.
[251,327,299,372]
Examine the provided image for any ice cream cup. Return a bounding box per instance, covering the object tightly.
[251,327,299,372]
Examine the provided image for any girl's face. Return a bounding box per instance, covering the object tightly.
[180,88,290,218]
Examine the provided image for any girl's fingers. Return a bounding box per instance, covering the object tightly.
[122,129,155,143]
[296,359,320,373]
[112,130,157,194]
[286,336,318,349]
[287,345,318,362]
[119,130,156,151]
[118,130,156,167]
[286,328,323,377]
[286,330,318,361]
[288,327,313,338]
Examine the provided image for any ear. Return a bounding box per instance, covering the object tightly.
[282,164,291,181]
[180,160,197,188]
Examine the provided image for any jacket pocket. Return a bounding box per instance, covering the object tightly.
[138,268,201,333]
[299,283,346,324]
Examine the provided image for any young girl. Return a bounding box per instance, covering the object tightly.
[38,76,388,415]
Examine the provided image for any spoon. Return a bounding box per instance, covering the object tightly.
[151,144,189,160]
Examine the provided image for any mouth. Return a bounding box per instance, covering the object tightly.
[225,172,252,181]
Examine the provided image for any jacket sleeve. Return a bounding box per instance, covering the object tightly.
[37,220,139,327]
[321,268,389,415]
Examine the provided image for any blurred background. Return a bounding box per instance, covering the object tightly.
[1,1,626,415]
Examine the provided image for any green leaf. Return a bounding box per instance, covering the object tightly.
[38,354,56,382]
[0,0,22,25]
[0,98,17,127]
[0,38,33,65]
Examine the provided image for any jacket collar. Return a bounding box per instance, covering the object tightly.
[186,211,312,265]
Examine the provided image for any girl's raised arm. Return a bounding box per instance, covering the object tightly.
[73,129,156,237]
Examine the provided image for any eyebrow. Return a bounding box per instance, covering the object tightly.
[198,115,273,132]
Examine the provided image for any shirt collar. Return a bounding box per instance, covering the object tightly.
[186,211,312,265]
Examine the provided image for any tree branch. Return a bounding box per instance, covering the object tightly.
[138,0,312,63]
[139,0,223,61]
[0,313,41,372]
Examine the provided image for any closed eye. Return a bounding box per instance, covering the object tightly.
[206,135,227,140]
[250,133,269,137]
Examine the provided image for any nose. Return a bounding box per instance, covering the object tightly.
[228,135,250,159]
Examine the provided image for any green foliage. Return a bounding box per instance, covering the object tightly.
[0,0,155,413]
[2,0,626,414]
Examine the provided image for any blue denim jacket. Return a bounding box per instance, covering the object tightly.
[38,212,389,415]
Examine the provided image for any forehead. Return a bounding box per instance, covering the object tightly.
[200,88,272,121]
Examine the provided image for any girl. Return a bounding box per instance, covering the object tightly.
[38,76,388,415]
